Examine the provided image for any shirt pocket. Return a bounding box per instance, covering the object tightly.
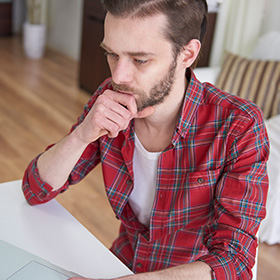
[166,169,221,233]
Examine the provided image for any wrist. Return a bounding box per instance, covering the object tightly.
[70,125,93,147]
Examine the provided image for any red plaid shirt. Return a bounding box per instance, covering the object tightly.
[23,70,269,279]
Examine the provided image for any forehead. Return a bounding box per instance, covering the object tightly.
[103,12,173,55]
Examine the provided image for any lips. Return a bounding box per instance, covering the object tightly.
[112,81,135,95]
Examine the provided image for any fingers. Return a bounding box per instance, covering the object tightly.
[104,90,138,117]
[97,90,156,135]
[81,89,156,142]
[95,92,135,138]
[103,90,156,120]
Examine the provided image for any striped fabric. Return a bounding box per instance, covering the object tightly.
[216,52,280,119]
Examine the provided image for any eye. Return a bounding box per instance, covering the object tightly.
[134,58,148,65]
[104,51,119,59]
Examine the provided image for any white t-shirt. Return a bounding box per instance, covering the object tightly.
[128,133,161,227]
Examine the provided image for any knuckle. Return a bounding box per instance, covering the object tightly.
[97,95,108,105]
[110,123,120,135]
[120,117,130,128]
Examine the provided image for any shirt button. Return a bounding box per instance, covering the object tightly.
[197,177,205,184]
[126,179,133,185]
[136,262,143,268]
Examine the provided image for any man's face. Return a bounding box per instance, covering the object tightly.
[102,13,180,111]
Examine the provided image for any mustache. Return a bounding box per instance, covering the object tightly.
[111,81,143,95]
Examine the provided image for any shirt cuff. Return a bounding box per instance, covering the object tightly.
[198,251,251,280]
[22,155,69,205]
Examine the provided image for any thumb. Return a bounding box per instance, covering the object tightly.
[135,106,155,119]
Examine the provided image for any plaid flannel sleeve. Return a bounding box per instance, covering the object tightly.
[198,113,269,279]
[22,78,112,205]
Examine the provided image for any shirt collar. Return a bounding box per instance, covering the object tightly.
[175,68,204,139]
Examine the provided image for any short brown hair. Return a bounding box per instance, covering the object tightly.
[101,0,208,55]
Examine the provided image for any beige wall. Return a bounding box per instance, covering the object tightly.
[46,0,83,61]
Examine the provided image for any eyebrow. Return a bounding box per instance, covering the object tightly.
[100,42,155,57]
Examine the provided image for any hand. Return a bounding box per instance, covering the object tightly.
[74,90,155,144]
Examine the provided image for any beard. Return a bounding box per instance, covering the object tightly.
[111,58,177,111]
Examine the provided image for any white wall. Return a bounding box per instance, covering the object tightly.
[209,0,280,66]
[261,0,280,34]
[206,0,220,12]
[46,0,83,61]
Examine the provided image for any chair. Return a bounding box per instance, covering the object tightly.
[194,30,280,84]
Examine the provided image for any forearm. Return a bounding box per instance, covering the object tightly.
[37,128,89,190]
[36,88,155,191]
[119,261,212,280]
[70,262,212,280]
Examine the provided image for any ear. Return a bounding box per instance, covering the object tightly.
[179,39,201,69]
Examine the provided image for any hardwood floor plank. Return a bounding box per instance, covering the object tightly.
[0,35,279,279]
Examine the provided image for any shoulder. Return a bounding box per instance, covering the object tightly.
[201,81,265,125]
[189,69,265,128]
[96,77,113,93]
[81,78,113,114]
[70,78,113,131]
[87,78,113,107]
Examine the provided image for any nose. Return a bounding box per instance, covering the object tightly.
[110,58,133,85]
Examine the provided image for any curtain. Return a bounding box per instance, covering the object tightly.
[209,0,267,67]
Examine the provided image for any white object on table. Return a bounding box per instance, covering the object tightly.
[0,180,132,279]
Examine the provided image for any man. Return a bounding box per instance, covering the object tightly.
[22,0,269,279]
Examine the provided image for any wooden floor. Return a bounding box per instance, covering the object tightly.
[0,36,279,279]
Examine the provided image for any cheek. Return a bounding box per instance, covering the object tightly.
[143,62,173,87]
[107,57,116,73]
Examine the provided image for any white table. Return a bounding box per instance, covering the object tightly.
[0,180,132,279]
